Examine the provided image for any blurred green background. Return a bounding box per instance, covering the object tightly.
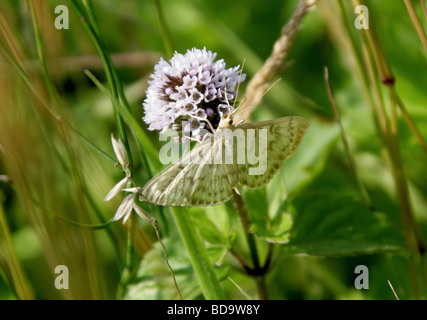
[0,0,426,300]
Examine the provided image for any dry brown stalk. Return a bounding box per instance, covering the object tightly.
[235,0,317,123]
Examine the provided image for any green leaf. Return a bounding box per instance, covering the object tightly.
[124,235,229,300]
[190,207,229,245]
[206,245,229,265]
[243,187,293,243]
[285,192,406,256]
[189,206,235,265]
[244,187,268,226]
[252,212,293,244]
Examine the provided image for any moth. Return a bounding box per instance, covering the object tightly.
[140,110,309,207]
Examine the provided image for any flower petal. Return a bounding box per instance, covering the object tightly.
[133,204,154,223]
[111,134,128,168]
[104,176,129,201]
[112,194,134,222]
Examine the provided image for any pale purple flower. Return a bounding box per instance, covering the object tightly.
[143,47,246,141]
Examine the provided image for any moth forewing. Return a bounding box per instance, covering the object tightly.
[237,116,309,189]
[245,127,268,176]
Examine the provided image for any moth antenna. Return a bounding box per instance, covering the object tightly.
[235,77,280,117]
[261,77,282,99]
[224,58,246,116]
[232,96,247,115]
[233,58,246,110]
[224,82,232,114]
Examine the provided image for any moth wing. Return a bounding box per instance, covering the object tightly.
[235,116,309,189]
[141,134,237,206]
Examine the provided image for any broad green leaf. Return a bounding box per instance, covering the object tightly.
[243,187,293,243]
[267,171,288,218]
[251,212,293,244]
[206,245,229,265]
[189,206,234,265]
[285,192,406,256]
[243,187,268,223]
[190,207,230,245]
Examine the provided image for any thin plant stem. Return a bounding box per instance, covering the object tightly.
[116,214,135,298]
[152,219,183,299]
[28,0,59,106]
[232,189,268,300]
[392,93,427,155]
[324,66,371,206]
[388,280,400,300]
[359,36,391,147]
[352,0,426,298]
[421,0,427,20]
[387,88,423,298]
[235,0,317,123]
[153,0,173,58]
[71,1,141,294]
[69,1,130,163]
[361,8,427,157]
[335,0,390,148]
[77,0,133,165]
[354,1,427,156]
[75,0,169,232]
[227,277,253,300]
[360,0,426,253]
[403,0,427,54]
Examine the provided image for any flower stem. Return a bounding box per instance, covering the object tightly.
[116,213,136,299]
[232,189,268,300]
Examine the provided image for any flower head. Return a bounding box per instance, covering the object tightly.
[143,47,246,141]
